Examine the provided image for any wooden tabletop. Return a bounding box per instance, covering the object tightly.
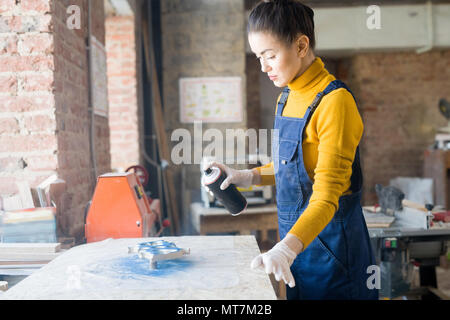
[0,235,277,300]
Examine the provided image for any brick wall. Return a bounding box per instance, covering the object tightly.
[0,0,56,196]
[106,14,140,171]
[0,0,111,242]
[339,49,450,205]
[53,0,110,241]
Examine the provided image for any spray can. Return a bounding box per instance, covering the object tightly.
[203,167,247,216]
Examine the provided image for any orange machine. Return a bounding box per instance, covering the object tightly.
[85,172,159,243]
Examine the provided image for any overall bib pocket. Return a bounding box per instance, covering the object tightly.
[275,139,303,206]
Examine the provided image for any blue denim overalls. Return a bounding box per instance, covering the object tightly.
[273,79,378,300]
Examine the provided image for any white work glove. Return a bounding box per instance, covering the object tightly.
[251,234,304,288]
[202,161,254,190]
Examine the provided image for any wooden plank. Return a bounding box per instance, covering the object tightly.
[16,181,35,209]
[0,252,61,261]
[363,210,395,228]
[366,223,394,228]
[0,243,61,254]
[0,261,48,266]
[141,13,180,235]
[0,264,45,269]
[402,199,428,212]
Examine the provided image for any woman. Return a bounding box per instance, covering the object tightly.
[204,0,378,300]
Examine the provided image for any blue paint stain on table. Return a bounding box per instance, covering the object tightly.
[116,254,193,278]
[84,254,193,280]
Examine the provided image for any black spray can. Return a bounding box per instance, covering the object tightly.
[203,167,247,216]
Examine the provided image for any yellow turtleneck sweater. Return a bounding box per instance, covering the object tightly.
[256,57,364,250]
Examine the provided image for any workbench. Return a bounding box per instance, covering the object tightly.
[0,235,277,300]
[368,224,450,299]
[190,203,279,247]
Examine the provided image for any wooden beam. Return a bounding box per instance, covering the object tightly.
[141,10,180,235]
[0,243,61,255]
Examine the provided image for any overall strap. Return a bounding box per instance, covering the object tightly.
[276,87,290,117]
[307,80,351,119]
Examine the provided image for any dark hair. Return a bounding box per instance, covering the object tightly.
[247,0,316,50]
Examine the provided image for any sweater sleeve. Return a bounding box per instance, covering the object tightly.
[288,89,364,249]
[255,161,275,186]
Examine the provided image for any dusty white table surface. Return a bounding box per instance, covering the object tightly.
[0,235,276,300]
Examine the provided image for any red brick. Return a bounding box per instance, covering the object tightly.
[20,72,54,92]
[0,117,19,134]
[0,15,52,33]
[39,14,53,32]
[19,0,51,13]
[0,55,54,72]
[19,33,54,55]
[0,16,21,33]
[24,154,58,171]
[109,124,135,132]
[0,35,18,55]
[106,16,134,34]
[0,16,32,33]
[24,114,55,132]
[0,94,55,112]
[0,134,57,153]
[0,0,15,14]
[0,75,17,94]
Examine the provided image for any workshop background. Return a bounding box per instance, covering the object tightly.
[0,0,450,300]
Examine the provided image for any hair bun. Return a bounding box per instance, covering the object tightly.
[304,5,314,19]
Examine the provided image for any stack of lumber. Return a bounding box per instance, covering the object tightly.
[0,207,57,243]
[0,243,63,275]
[0,176,66,242]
